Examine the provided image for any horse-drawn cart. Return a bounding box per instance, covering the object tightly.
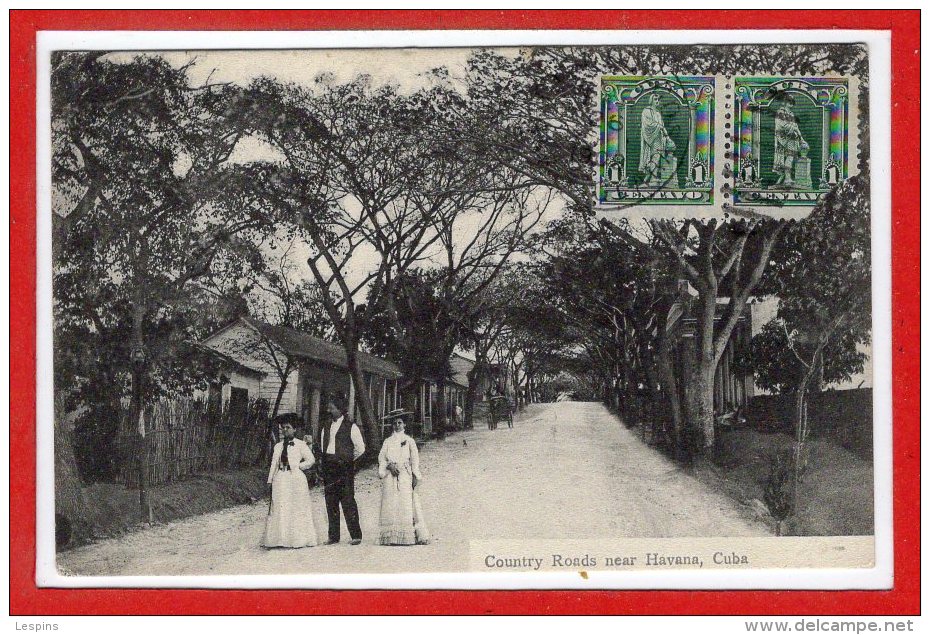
[487,395,513,430]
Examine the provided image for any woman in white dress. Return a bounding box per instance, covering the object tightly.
[262,421,319,549]
[378,411,431,546]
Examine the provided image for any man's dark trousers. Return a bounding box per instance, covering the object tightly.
[321,456,362,542]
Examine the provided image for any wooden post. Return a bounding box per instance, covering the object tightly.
[309,386,321,441]
[381,378,387,419]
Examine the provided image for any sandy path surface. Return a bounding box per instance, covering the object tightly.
[58,401,767,576]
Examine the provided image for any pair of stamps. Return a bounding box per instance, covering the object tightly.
[598,75,854,209]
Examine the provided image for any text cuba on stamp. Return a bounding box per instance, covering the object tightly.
[733,77,851,206]
[599,76,715,205]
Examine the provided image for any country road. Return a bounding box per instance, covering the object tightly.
[58,401,768,576]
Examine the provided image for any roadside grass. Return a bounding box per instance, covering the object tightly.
[66,467,268,550]
[695,428,874,536]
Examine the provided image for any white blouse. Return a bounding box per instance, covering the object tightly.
[377,432,422,479]
[266,438,315,484]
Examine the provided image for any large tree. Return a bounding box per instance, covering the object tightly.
[375,188,550,435]
[245,76,460,446]
[53,53,270,515]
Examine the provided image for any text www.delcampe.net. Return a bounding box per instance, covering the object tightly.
[745,621,914,633]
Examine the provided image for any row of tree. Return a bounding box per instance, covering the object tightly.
[54,43,871,494]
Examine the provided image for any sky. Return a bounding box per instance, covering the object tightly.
[128,48,557,308]
[140,48,493,93]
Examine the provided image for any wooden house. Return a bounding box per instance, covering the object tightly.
[400,353,474,435]
[200,317,402,443]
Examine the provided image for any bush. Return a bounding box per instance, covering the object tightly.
[763,449,795,535]
[72,402,121,482]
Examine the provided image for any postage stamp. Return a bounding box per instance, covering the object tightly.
[733,77,853,206]
[599,76,715,206]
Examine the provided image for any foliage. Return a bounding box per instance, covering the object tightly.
[240,75,474,438]
[53,53,273,482]
[364,269,457,386]
[765,176,872,336]
[249,238,331,339]
[743,320,867,394]
[749,175,872,394]
[537,223,666,393]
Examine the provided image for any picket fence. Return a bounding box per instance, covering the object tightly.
[116,397,271,488]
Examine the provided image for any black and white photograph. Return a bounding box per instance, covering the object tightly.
[39,31,890,587]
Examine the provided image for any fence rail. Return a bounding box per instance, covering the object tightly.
[116,398,271,488]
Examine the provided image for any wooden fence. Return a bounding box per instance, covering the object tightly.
[116,397,271,488]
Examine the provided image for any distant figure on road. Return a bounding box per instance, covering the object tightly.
[262,421,319,549]
[377,409,431,546]
[316,394,365,545]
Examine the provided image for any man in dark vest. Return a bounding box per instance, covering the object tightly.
[317,393,365,544]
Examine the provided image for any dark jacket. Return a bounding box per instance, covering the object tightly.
[319,416,356,464]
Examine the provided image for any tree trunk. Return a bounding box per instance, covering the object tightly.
[54,395,91,548]
[270,364,290,420]
[792,351,822,514]
[130,301,153,524]
[260,366,292,466]
[683,365,715,457]
[464,360,485,429]
[344,343,379,453]
[464,377,477,429]
[657,333,684,458]
[682,278,719,456]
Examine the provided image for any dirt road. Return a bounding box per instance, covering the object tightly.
[58,402,767,576]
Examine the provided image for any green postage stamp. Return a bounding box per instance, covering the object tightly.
[733,76,852,206]
[598,75,855,212]
[599,76,716,206]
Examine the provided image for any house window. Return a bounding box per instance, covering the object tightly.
[229,387,249,421]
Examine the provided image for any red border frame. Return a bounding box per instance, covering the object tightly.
[10,10,919,615]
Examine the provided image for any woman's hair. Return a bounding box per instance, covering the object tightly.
[274,412,300,437]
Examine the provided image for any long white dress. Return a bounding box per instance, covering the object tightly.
[262,438,320,548]
[378,432,431,546]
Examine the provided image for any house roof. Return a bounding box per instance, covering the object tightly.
[191,342,266,377]
[449,352,474,388]
[241,317,402,378]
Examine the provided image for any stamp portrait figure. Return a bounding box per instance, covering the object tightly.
[639,93,679,188]
[599,76,715,204]
[772,95,809,187]
[733,76,851,205]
